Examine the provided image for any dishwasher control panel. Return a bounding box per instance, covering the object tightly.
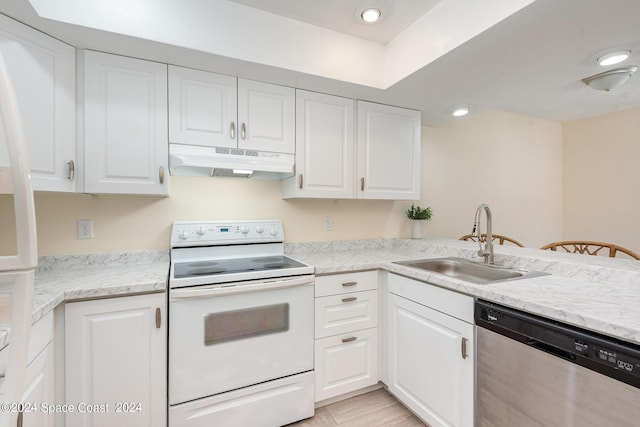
[476,300,640,388]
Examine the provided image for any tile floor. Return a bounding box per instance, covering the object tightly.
[287,389,426,426]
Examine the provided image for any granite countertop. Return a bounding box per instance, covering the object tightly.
[287,238,640,345]
[0,251,169,347]
[2,238,639,350]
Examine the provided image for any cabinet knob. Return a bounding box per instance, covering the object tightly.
[241,122,247,140]
[67,160,75,181]
[159,166,165,184]
[230,121,236,139]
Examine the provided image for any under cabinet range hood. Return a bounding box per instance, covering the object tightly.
[169,144,294,179]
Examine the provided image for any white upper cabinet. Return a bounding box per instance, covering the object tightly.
[83,50,169,195]
[169,66,294,153]
[356,101,421,200]
[237,78,295,153]
[0,14,76,192]
[282,90,354,198]
[168,65,237,148]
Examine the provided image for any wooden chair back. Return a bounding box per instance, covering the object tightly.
[540,241,640,260]
[459,233,525,247]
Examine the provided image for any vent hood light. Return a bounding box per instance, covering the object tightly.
[597,50,631,66]
[361,8,381,23]
[233,169,254,177]
[451,106,469,117]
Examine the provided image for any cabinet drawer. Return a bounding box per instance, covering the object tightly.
[315,290,378,339]
[315,271,377,297]
[314,327,378,402]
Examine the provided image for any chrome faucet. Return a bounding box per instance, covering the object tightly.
[472,203,494,264]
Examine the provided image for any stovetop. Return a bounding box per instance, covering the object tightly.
[169,220,314,288]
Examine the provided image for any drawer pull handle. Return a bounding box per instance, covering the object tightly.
[360,177,365,191]
[230,121,236,139]
[241,122,247,140]
[342,281,357,287]
[342,296,357,302]
[461,337,468,359]
[342,336,357,343]
[156,307,162,329]
[299,174,303,189]
[159,166,165,184]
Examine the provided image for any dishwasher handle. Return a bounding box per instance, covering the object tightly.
[527,339,577,362]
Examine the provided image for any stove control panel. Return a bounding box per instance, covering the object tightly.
[171,220,284,247]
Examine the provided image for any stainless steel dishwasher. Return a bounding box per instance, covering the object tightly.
[475,300,640,427]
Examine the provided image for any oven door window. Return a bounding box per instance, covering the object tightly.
[204,303,289,345]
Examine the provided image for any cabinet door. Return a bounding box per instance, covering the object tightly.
[65,293,166,427]
[83,51,168,195]
[284,90,354,198]
[387,293,473,427]
[0,14,76,192]
[237,79,294,153]
[356,101,420,200]
[168,65,237,148]
[314,327,378,401]
[21,343,54,427]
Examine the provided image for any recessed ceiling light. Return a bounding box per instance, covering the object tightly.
[597,50,631,66]
[361,8,381,23]
[451,106,469,117]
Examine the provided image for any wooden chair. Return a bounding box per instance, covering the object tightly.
[540,241,640,260]
[459,233,525,247]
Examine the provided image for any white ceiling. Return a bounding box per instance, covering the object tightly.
[3,0,640,126]
[227,0,442,44]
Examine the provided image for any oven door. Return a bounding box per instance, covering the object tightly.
[168,275,314,406]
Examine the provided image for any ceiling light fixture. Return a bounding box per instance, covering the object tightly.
[597,50,631,66]
[582,66,638,91]
[451,106,469,117]
[361,8,381,23]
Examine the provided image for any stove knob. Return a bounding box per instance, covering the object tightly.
[178,230,190,240]
[255,225,264,233]
[240,225,250,234]
[269,228,278,237]
[196,226,207,236]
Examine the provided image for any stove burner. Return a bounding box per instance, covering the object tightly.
[188,261,219,267]
[250,257,282,263]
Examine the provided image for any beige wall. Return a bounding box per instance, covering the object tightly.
[562,107,640,253]
[1,109,565,256]
[422,110,563,248]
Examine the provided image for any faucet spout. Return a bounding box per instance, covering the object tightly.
[472,203,494,264]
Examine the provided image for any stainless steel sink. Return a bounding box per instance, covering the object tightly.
[393,257,547,285]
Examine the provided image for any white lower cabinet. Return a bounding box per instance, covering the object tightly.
[65,293,166,427]
[387,273,474,427]
[0,311,54,427]
[314,271,378,402]
[21,343,54,427]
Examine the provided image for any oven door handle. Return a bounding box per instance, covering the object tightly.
[170,275,314,299]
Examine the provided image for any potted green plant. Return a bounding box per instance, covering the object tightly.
[406,204,433,239]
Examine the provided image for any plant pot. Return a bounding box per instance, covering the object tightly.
[411,220,424,239]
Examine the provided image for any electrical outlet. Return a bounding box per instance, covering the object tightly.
[323,216,333,231]
[78,220,94,239]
